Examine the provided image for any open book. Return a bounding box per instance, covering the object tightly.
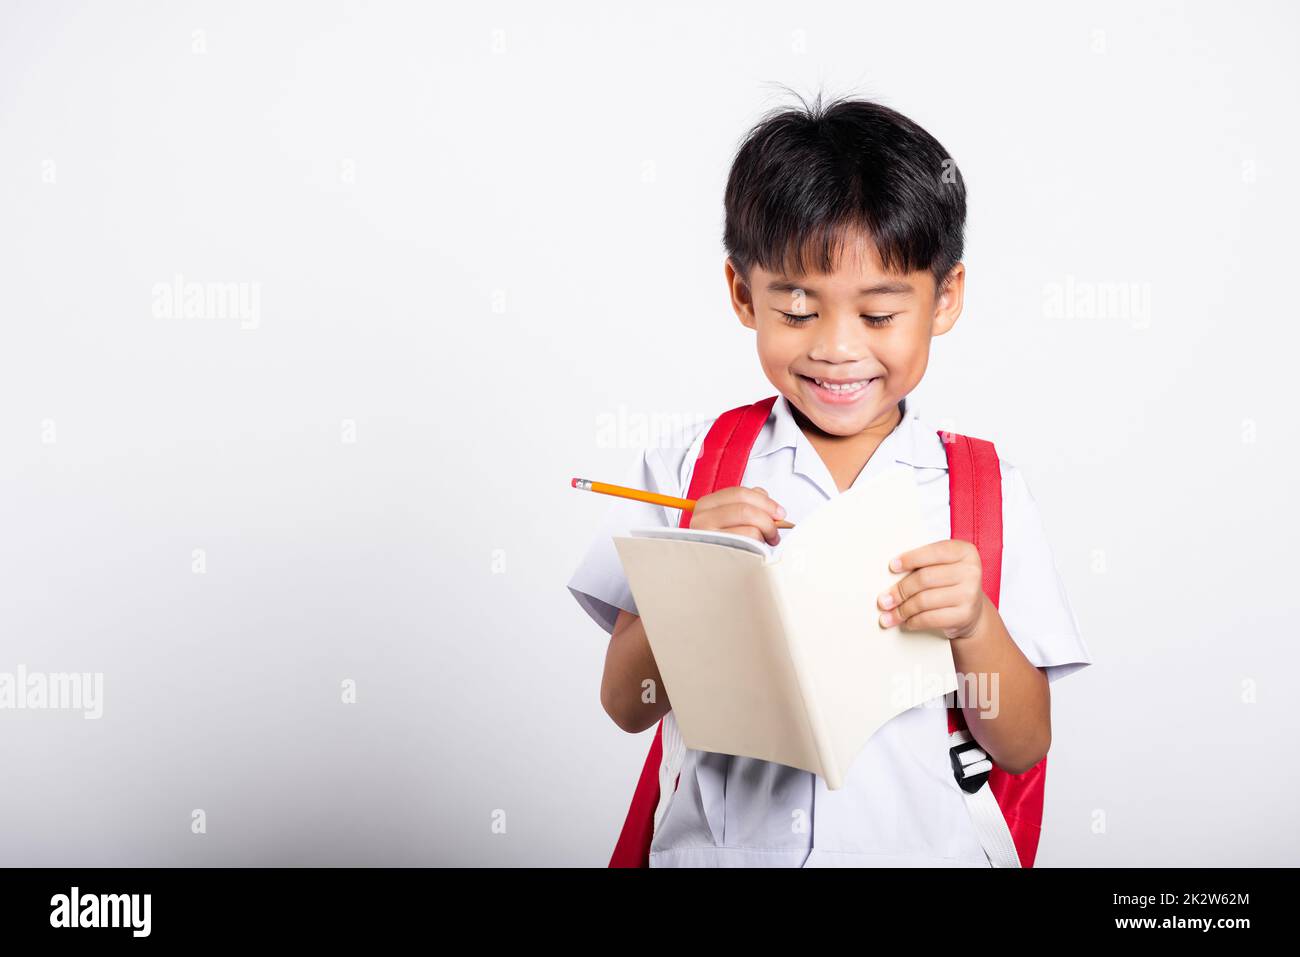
[612,465,958,790]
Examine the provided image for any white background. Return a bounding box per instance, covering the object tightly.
[1,0,1295,865]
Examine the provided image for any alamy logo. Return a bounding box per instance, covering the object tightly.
[0,665,103,719]
[152,273,261,329]
[1042,274,1151,327]
[50,887,151,937]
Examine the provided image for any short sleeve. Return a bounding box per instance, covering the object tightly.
[566,440,694,636]
[996,463,1093,683]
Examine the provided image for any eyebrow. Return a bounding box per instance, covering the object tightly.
[765,279,915,296]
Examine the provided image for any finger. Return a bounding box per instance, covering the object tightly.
[881,564,963,609]
[708,485,785,521]
[742,485,786,520]
[884,583,968,628]
[889,539,971,573]
[710,503,780,544]
[897,607,967,635]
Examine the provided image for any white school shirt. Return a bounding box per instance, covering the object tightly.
[567,394,1093,867]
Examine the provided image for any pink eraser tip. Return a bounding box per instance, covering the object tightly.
[571,477,579,487]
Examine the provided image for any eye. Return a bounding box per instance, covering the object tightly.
[777,311,896,327]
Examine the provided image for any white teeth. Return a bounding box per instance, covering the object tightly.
[813,377,870,393]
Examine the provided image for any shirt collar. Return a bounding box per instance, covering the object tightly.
[751,393,949,498]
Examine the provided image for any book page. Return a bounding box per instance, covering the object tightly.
[611,536,823,775]
[766,465,959,789]
[628,525,775,561]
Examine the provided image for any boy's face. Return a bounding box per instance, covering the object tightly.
[727,234,964,439]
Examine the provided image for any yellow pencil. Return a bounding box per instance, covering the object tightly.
[571,477,795,529]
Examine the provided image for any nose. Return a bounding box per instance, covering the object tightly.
[806,310,874,363]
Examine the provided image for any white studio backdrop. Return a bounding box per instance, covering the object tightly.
[0,0,1296,865]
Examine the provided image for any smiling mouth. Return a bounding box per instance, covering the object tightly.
[798,374,879,395]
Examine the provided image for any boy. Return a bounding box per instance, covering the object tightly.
[567,93,1092,867]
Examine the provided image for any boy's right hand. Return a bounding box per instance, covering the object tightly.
[687,486,787,547]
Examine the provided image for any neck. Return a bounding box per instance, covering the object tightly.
[790,397,905,492]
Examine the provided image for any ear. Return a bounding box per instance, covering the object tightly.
[931,263,965,337]
[725,258,757,330]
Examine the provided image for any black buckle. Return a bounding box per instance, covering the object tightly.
[949,740,991,794]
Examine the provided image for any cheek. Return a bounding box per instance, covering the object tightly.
[754,323,802,368]
[882,323,932,370]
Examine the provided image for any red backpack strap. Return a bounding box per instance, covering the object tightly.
[606,724,665,868]
[608,395,778,868]
[942,432,1003,607]
[942,430,1002,743]
[941,431,1046,868]
[676,395,779,528]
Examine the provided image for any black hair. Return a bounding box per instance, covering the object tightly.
[723,90,966,289]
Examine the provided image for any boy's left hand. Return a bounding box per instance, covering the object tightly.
[876,539,987,640]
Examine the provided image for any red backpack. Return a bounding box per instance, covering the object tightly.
[608,394,1046,868]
